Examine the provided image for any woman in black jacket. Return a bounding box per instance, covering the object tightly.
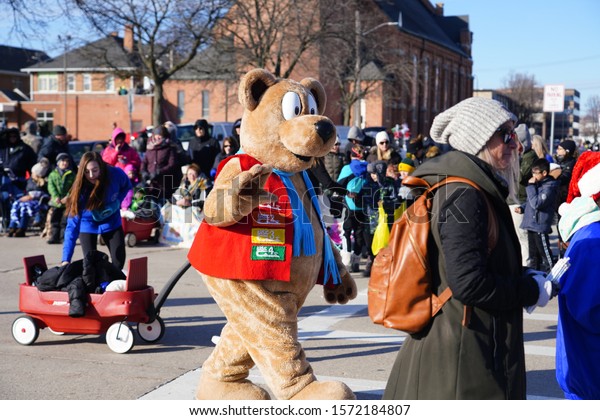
[383,97,553,400]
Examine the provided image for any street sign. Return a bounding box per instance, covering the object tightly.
[543,84,565,112]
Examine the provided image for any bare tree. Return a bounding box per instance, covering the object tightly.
[582,95,600,142]
[0,0,65,48]
[502,72,539,125]
[214,0,356,79]
[68,0,231,125]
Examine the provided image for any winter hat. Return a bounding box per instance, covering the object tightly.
[398,157,416,173]
[566,151,600,203]
[31,158,50,178]
[56,152,70,163]
[193,119,209,131]
[558,139,577,156]
[152,125,170,139]
[347,126,364,142]
[53,125,67,136]
[375,131,389,144]
[367,160,387,176]
[514,123,531,152]
[430,97,517,156]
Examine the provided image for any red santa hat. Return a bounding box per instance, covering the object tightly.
[567,151,600,203]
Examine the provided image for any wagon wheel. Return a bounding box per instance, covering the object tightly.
[106,322,134,353]
[12,316,39,345]
[125,233,137,247]
[137,316,165,343]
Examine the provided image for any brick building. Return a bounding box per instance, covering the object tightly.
[1,0,473,140]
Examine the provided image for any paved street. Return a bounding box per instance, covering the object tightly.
[0,231,564,400]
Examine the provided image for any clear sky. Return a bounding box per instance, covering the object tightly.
[441,0,600,115]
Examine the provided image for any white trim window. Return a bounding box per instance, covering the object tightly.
[105,74,115,92]
[83,73,92,92]
[38,74,58,92]
[67,74,75,91]
[201,90,209,119]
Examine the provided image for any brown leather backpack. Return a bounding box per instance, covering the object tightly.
[368,176,498,334]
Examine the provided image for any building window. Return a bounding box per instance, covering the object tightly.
[105,74,115,92]
[434,63,440,112]
[38,74,58,92]
[201,90,209,118]
[422,59,429,110]
[36,111,54,130]
[177,90,185,119]
[83,74,92,92]
[67,74,75,91]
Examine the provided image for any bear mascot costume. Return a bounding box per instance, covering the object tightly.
[188,68,358,400]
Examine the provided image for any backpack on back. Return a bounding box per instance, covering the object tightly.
[368,175,498,334]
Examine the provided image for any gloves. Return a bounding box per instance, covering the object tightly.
[525,272,553,314]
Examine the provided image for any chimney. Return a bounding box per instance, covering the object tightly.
[124,24,134,53]
[435,3,444,16]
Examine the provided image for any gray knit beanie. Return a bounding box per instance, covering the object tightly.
[430,97,517,156]
[514,123,531,152]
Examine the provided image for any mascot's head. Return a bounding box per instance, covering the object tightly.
[238,68,337,173]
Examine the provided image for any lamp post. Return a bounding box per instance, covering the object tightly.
[58,35,72,127]
[353,12,400,127]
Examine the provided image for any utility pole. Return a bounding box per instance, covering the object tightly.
[354,10,361,128]
[58,35,72,128]
[353,11,401,128]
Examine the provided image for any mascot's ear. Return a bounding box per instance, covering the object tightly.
[300,77,327,115]
[239,68,278,111]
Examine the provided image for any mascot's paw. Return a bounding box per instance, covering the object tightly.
[196,375,271,400]
[290,380,356,400]
[324,271,357,304]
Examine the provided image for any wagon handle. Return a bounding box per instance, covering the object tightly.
[147,261,192,322]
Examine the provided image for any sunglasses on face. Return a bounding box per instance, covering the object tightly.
[495,127,515,144]
[224,144,231,148]
[378,141,389,145]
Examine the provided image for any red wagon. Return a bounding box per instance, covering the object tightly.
[12,255,165,353]
[121,215,161,247]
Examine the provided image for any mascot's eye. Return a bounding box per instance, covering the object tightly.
[282,92,302,120]
[307,94,318,115]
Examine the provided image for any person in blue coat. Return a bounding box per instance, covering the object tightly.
[517,158,559,272]
[555,150,600,399]
[61,151,132,269]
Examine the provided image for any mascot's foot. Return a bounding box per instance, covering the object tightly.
[196,375,271,400]
[290,381,355,400]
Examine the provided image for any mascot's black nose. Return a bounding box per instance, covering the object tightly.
[315,120,334,143]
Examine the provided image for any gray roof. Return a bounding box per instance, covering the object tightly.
[0,45,50,73]
[374,0,471,58]
[22,35,141,72]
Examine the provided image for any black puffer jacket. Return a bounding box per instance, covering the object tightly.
[35,250,126,317]
[384,151,539,400]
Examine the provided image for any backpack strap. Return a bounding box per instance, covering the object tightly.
[427,176,499,327]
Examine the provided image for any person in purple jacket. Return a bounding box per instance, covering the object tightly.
[61,152,131,269]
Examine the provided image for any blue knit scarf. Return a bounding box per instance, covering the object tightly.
[272,169,342,286]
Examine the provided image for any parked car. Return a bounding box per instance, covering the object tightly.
[335,125,351,150]
[363,126,388,147]
[176,121,234,151]
[68,140,109,166]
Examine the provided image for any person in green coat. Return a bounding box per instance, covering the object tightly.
[383,98,553,400]
[46,153,75,244]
